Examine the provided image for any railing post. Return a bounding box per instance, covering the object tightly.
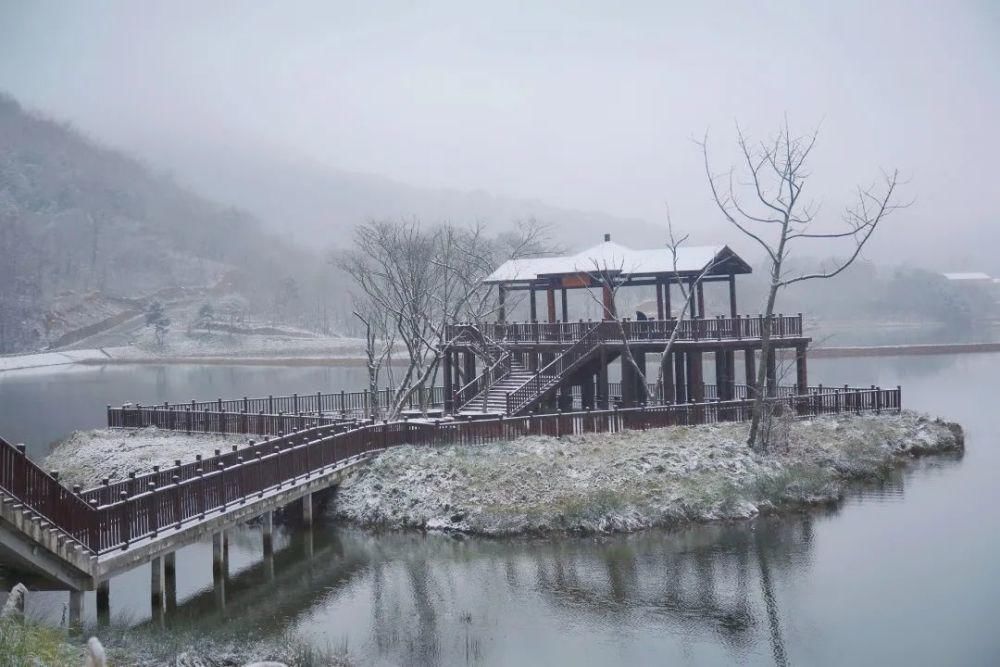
[119,491,130,549]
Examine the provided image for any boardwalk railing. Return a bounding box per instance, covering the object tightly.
[3,385,899,556]
[445,314,804,346]
[144,387,445,417]
[505,324,604,414]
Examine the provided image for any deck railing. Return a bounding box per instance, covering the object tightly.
[445,314,803,346]
[3,385,899,555]
[505,324,605,414]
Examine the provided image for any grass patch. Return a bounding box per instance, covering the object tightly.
[0,617,79,667]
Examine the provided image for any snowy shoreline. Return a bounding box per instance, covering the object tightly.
[46,413,964,536]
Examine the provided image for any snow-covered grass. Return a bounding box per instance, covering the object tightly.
[45,428,250,489]
[334,412,963,535]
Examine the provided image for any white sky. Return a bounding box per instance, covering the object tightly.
[1,0,998,265]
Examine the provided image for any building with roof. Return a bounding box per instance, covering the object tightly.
[443,234,811,416]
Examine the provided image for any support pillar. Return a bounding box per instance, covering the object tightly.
[151,556,163,625]
[728,274,738,317]
[745,349,757,397]
[664,281,671,318]
[262,510,275,581]
[725,350,736,400]
[696,282,706,319]
[96,580,110,625]
[68,590,83,630]
[546,288,557,323]
[597,348,609,408]
[656,281,665,320]
[714,350,726,401]
[213,531,227,610]
[164,551,177,615]
[529,287,537,322]
[634,353,648,404]
[766,348,777,398]
[498,285,506,322]
[795,344,808,394]
[443,352,453,412]
[688,351,705,403]
[621,358,636,408]
[463,353,476,387]
[660,353,674,404]
[302,492,313,527]
[674,351,687,404]
[602,283,615,320]
[581,373,595,409]
[561,288,568,323]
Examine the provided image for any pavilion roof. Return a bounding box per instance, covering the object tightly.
[485,238,751,285]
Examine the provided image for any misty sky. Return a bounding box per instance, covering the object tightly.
[1,1,998,266]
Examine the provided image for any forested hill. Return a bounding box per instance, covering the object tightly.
[0,93,332,353]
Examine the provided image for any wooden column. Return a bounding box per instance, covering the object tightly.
[598,347,609,408]
[696,281,706,318]
[602,283,616,320]
[795,344,808,394]
[529,287,538,322]
[744,349,757,396]
[714,350,726,400]
[688,352,705,403]
[674,351,687,404]
[547,288,557,323]
[498,285,506,322]
[725,350,736,400]
[634,353,648,403]
[766,348,777,397]
[655,281,665,320]
[581,372,595,409]
[561,287,569,323]
[463,352,476,386]
[728,273,737,317]
[664,281,672,318]
[443,352,454,412]
[621,358,635,408]
[660,353,674,403]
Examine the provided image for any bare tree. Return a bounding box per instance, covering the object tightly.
[700,119,905,450]
[338,219,549,419]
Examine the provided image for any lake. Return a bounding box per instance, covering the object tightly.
[1,355,997,665]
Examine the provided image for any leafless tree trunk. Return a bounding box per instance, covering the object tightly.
[700,119,905,450]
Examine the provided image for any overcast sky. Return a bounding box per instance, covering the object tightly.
[1,1,998,266]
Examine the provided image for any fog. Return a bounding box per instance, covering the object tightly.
[1,0,998,266]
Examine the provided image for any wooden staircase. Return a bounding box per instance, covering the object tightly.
[458,358,535,413]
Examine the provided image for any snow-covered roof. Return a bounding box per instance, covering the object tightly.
[485,238,750,284]
[943,272,992,281]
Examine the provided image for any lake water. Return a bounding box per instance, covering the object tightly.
[1,355,998,665]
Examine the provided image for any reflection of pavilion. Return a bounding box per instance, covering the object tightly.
[444,235,811,414]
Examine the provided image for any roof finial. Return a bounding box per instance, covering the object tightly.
[603,233,611,242]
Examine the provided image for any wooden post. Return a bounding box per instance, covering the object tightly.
[443,352,454,413]
[498,284,506,322]
[714,350,727,400]
[689,352,705,404]
[744,349,756,395]
[795,344,808,395]
[674,351,687,404]
[696,281,705,318]
[597,347,609,409]
[602,283,615,320]
[660,352,674,403]
[621,357,635,408]
[766,348,777,397]
[529,287,538,322]
[656,280,665,320]
[663,280,671,318]
[547,287,557,323]
[561,287,569,323]
[725,350,736,400]
[728,273,737,317]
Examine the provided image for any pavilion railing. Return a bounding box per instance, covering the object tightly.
[445,314,803,346]
[3,384,900,555]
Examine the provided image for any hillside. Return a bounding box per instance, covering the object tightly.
[0,93,341,353]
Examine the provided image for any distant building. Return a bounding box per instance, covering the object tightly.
[942,272,993,287]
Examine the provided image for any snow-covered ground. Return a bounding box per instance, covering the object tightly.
[0,349,111,372]
[334,412,963,535]
[45,428,250,489]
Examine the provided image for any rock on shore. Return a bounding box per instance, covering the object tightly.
[333,412,963,535]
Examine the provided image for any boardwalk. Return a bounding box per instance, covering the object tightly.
[1,386,899,622]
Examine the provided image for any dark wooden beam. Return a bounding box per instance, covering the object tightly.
[561,288,568,322]
[546,288,557,323]
[728,273,737,318]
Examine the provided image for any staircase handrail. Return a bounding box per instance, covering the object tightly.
[505,323,605,414]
